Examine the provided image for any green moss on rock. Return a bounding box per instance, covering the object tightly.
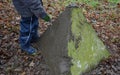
[68,8,110,75]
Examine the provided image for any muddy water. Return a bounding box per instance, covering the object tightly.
[34,7,110,75]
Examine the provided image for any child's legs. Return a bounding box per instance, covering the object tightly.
[19,17,32,49]
[31,15,39,39]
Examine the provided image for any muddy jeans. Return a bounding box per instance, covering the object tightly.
[19,15,39,49]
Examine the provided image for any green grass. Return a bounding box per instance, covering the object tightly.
[64,0,99,7]
[108,0,120,3]
[64,0,120,7]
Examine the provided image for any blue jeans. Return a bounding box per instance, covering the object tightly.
[19,15,39,49]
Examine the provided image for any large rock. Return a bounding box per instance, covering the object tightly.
[34,7,110,75]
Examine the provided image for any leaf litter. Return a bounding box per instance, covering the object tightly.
[0,0,120,75]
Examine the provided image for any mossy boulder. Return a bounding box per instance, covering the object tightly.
[34,7,110,75]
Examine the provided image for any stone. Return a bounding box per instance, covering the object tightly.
[34,7,110,75]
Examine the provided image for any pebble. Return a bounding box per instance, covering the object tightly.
[14,68,22,72]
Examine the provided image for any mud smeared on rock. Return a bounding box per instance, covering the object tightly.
[34,7,110,75]
[34,7,72,75]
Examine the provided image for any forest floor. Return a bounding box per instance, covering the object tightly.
[0,0,120,75]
